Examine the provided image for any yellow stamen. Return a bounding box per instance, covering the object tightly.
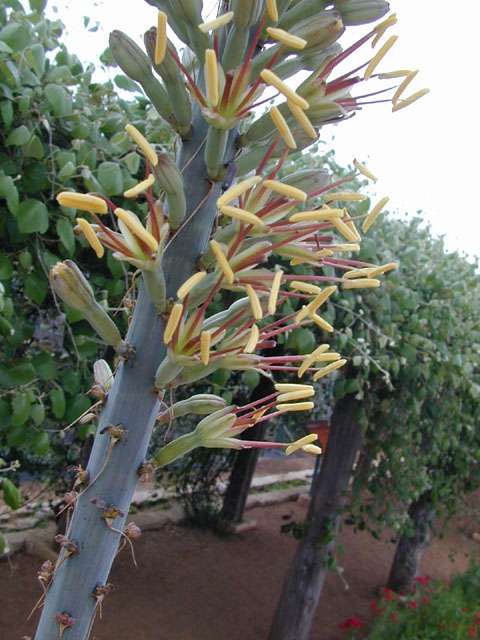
[198,11,234,33]
[263,179,307,202]
[343,267,375,279]
[177,271,207,300]
[287,100,316,138]
[290,280,322,295]
[290,208,343,222]
[353,159,377,182]
[125,124,158,167]
[123,174,156,198]
[260,69,309,109]
[57,192,108,214]
[331,217,359,243]
[217,176,262,208]
[295,305,310,324]
[308,285,337,312]
[364,35,398,80]
[269,106,296,149]
[322,244,360,252]
[200,330,211,365]
[155,12,167,64]
[285,433,318,456]
[309,314,334,333]
[342,278,381,289]
[76,218,104,258]
[276,389,315,403]
[277,402,314,412]
[163,303,183,344]
[392,88,430,112]
[114,208,158,252]
[246,284,263,320]
[371,13,397,48]
[369,262,398,277]
[266,27,306,50]
[244,324,259,353]
[275,383,314,392]
[392,70,419,105]
[315,249,335,258]
[268,269,283,315]
[266,0,279,22]
[210,240,235,284]
[362,196,389,233]
[219,205,263,226]
[205,49,219,107]
[298,344,330,378]
[313,359,347,381]
[378,70,411,79]
[302,444,322,455]
[324,192,367,203]
[343,209,361,241]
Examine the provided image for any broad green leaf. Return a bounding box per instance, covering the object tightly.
[65,395,91,424]
[44,84,72,117]
[31,403,45,426]
[295,328,315,355]
[0,360,36,387]
[114,74,141,92]
[32,431,50,456]
[0,100,13,129]
[56,218,75,255]
[0,175,19,215]
[0,22,30,51]
[17,199,48,234]
[97,161,123,196]
[123,151,140,174]
[32,351,57,380]
[2,478,21,510]
[24,272,48,305]
[50,388,66,419]
[58,161,75,181]
[29,0,47,11]
[6,125,30,147]
[6,424,28,448]
[0,254,13,280]
[244,370,260,390]
[23,135,44,159]
[25,43,45,76]
[11,393,31,426]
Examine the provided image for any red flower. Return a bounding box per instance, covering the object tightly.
[423,597,430,604]
[338,617,364,631]
[468,628,477,637]
[439,622,445,627]
[409,601,418,609]
[392,614,399,623]
[384,588,393,601]
[370,601,377,611]
[414,576,430,585]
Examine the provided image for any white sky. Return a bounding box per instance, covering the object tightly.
[36,0,480,260]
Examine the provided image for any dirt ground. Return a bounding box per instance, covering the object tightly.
[1,456,479,640]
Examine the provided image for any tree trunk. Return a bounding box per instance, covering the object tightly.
[221,375,273,523]
[268,396,362,640]
[386,491,436,593]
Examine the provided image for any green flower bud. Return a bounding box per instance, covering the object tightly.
[280,169,330,195]
[156,394,227,425]
[93,359,114,395]
[109,30,154,85]
[290,11,344,55]
[332,0,390,25]
[151,154,187,229]
[155,356,184,388]
[232,0,263,29]
[143,261,167,310]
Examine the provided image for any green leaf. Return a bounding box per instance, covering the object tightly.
[97,161,123,195]
[114,74,141,92]
[17,199,49,234]
[58,161,75,181]
[6,424,28,448]
[244,370,260,390]
[29,0,47,11]
[2,478,21,510]
[0,23,31,51]
[0,175,19,215]
[24,135,44,160]
[32,431,50,456]
[50,388,66,419]
[0,533,6,555]
[32,352,57,380]
[30,403,45,426]
[11,393,31,426]
[65,395,91,424]
[0,254,13,280]
[24,272,48,305]
[44,84,72,117]
[123,151,140,174]
[1,101,13,129]
[295,328,315,355]
[56,218,75,255]
[0,360,36,387]
[25,43,45,76]
[6,125,30,147]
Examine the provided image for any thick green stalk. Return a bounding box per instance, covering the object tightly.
[34,110,234,640]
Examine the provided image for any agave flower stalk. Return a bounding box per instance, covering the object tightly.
[33,2,426,638]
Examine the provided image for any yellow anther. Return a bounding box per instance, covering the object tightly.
[392,88,430,112]
[114,208,158,252]
[392,70,419,105]
[268,269,283,315]
[313,359,347,381]
[364,35,398,80]
[371,13,397,48]
[57,192,108,214]
[290,280,322,295]
[323,244,360,252]
[123,174,156,198]
[297,344,330,378]
[353,159,378,182]
[302,444,322,455]
[217,176,262,208]
[76,218,104,258]
[295,305,310,324]
[362,196,389,233]
[163,303,183,344]
[287,100,317,139]
[331,217,359,243]
[377,70,411,79]
[205,49,219,107]
[309,314,334,333]
[307,286,337,313]
[274,383,314,392]
[246,284,263,320]
[210,240,235,284]
[324,192,367,203]
[260,69,309,109]
[244,324,259,353]
[342,278,381,289]
[343,268,375,279]
[266,27,307,50]
[200,330,211,365]
[155,12,167,64]
[176,271,207,301]
[125,124,158,167]
[219,205,263,226]
[343,209,361,241]
[263,179,307,202]
[285,433,318,455]
[369,262,398,277]
[269,106,296,149]
[276,389,315,403]
[198,11,234,33]
[266,0,279,22]
[277,402,314,412]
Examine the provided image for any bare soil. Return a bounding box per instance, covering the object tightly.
[1,456,479,640]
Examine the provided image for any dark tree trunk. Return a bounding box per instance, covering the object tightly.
[268,396,362,640]
[386,490,436,593]
[221,375,273,523]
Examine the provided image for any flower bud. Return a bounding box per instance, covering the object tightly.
[151,153,187,229]
[155,356,184,388]
[332,0,390,25]
[290,11,344,55]
[156,394,227,426]
[92,359,114,398]
[50,260,95,311]
[109,30,154,85]
[232,0,263,28]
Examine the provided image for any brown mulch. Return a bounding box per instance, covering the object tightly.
[1,458,478,640]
